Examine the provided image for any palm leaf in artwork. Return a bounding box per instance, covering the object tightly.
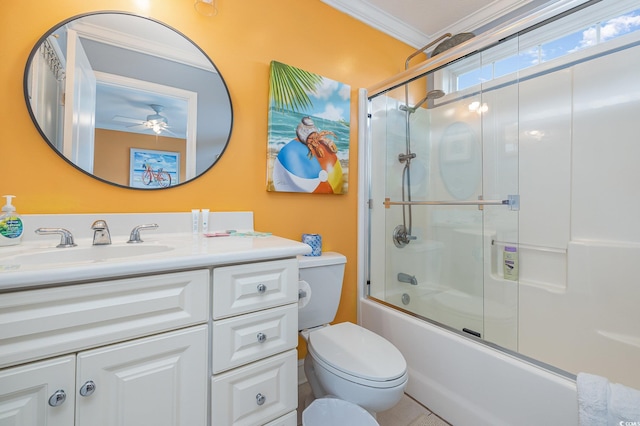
[269,61,323,113]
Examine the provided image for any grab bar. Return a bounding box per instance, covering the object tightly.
[384,194,519,211]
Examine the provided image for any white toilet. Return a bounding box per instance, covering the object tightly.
[298,252,408,415]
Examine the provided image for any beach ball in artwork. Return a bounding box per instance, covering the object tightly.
[272,140,343,194]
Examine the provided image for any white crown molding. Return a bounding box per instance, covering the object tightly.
[321,0,535,49]
[321,0,429,48]
[444,0,535,37]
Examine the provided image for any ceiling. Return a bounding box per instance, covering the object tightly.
[321,0,549,49]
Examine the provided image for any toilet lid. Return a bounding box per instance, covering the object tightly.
[308,322,407,383]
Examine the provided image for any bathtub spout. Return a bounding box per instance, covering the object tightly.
[398,272,418,285]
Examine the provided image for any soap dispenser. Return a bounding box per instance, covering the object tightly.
[0,195,24,246]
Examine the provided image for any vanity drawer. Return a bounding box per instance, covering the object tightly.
[263,411,297,426]
[0,269,209,369]
[211,303,298,373]
[211,349,297,426]
[213,258,297,319]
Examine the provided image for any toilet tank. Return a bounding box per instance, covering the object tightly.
[297,252,347,331]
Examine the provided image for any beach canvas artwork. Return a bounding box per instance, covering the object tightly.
[267,61,350,194]
[130,148,180,189]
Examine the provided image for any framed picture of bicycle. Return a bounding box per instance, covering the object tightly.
[267,61,350,194]
[129,148,180,189]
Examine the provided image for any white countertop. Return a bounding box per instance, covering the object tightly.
[0,233,311,291]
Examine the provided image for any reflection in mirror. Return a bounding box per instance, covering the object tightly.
[438,121,481,200]
[24,12,233,189]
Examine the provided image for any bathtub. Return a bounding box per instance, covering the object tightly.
[360,298,578,426]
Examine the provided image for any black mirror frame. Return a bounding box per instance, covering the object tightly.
[23,10,234,190]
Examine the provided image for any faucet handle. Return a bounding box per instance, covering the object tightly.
[35,228,77,248]
[127,224,159,244]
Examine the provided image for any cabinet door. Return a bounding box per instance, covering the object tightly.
[0,355,75,426]
[76,325,208,426]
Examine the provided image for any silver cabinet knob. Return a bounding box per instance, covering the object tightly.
[256,283,267,294]
[79,380,96,397]
[48,389,66,407]
[257,332,267,343]
[256,393,266,406]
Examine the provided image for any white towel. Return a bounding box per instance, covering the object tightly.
[577,372,640,426]
[608,381,640,424]
[578,373,609,426]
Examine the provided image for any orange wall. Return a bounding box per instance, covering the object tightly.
[0,0,416,352]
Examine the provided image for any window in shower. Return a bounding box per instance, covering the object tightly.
[452,0,640,92]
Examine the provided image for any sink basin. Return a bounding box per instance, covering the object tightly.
[7,244,175,266]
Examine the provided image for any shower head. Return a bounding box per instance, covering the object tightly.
[431,32,475,57]
[425,89,445,100]
[405,33,452,70]
[399,89,446,113]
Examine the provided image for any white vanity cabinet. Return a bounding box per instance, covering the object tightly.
[0,226,310,426]
[211,258,299,426]
[0,270,210,426]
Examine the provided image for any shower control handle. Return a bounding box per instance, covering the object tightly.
[393,224,417,248]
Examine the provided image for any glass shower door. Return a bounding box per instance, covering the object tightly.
[368,38,520,350]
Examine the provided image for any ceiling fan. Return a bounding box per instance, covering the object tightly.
[113,104,173,135]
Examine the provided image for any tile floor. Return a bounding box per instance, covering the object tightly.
[297,382,451,426]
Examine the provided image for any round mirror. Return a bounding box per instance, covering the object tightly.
[24,12,233,189]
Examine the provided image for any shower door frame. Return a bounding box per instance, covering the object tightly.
[356,0,593,350]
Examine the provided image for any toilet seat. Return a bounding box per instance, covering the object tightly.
[307,322,407,388]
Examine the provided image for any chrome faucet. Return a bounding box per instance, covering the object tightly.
[90,220,111,245]
[35,228,77,248]
[127,223,159,244]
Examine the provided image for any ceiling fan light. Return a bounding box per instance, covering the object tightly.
[146,119,168,134]
[134,105,170,134]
